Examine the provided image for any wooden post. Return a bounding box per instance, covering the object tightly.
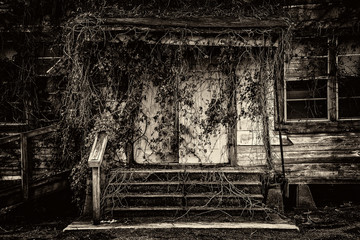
[92,167,101,225]
[229,70,238,166]
[20,133,29,201]
[88,132,108,225]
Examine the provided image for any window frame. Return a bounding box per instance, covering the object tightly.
[335,36,360,121]
[280,35,360,133]
[283,36,331,122]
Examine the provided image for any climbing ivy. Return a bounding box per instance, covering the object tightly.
[44,0,292,210]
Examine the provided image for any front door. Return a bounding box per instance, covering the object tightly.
[134,51,230,165]
[178,66,228,164]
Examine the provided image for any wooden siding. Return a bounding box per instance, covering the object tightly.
[236,132,360,184]
[0,130,60,181]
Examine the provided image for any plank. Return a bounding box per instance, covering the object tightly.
[229,77,237,166]
[0,176,21,180]
[0,135,20,145]
[237,132,292,146]
[31,140,56,147]
[282,144,360,152]
[88,132,108,167]
[0,159,20,167]
[25,124,58,138]
[280,121,360,133]
[286,178,360,184]
[104,193,263,198]
[281,163,360,182]
[105,206,266,211]
[239,144,360,153]
[274,157,360,164]
[102,17,287,29]
[112,168,264,174]
[92,167,101,225]
[20,133,29,201]
[108,181,261,186]
[282,150,360,159]
[64,221,299,231]
[287,132,360,144]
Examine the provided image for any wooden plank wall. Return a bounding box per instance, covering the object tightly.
[30,131,59,179]
[0,36,61,182]
[0,139,21,180]
[0,131,60,182]
[275,132,360,184]
[236,132,360,184]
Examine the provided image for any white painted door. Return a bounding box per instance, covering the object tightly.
[178,71,229,164]
[134,80,177,164]
[134,67,229,165]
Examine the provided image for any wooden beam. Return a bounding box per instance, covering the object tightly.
[20,133,29,201]
[279,121,360,133]
[0,125,58,146]
[229,73,238,166]
[64,221,299,231]
[88,132,108,168]
[0,134,20,145]
[88,131,108,225]
[102,17,287,29]
[92,167,101,225]
[25,124,58,138]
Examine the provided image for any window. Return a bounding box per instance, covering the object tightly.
[0,58,27,125]
[337,36,360,119]
[284,36,360,122]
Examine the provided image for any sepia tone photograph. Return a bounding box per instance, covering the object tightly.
[0,0,360,239]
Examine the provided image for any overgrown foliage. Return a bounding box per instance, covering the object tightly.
[1,0,291,211]
[56,8,290,209]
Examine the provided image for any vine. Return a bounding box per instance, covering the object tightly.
[47,1,292,210]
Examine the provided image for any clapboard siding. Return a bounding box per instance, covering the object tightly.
[280,163,360,184]
[278,133,360,183]
[236,131,360,183]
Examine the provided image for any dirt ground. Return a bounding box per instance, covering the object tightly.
[1,203,360,240]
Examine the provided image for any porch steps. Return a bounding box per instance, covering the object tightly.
[103,168,268,220]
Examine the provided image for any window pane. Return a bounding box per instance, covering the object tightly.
[338,77,360,98]
[0,101,25,123]
[285,58,328,79]
[287,100,327,120]
[338,77,360,118]
[338,37,360,55]
[339,98,360,118]
[338,56,360,77]
[287,79,327,99]
[292,37,328,57]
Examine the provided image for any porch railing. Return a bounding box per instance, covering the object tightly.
[0,124,59,201]
[88,131,108,225]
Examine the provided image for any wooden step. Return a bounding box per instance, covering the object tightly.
[106,181,262,194]
[109,168,262,182]
[105,193,263,208]
[64,221,299,231]
[104,168,265,220]
[104,206,268,219]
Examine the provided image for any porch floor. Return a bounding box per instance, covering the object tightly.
[64,219,299,231]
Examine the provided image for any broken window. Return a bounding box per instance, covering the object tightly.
[0,58,27,125]
[337,37,360,119]
[285,37,329,120]
[285,36,360,121]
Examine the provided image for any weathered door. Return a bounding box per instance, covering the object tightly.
[178,70,229,164]
[134,55,229,165]
[134,80,178,164]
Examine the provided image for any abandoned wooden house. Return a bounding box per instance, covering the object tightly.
[1,0,359,226]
